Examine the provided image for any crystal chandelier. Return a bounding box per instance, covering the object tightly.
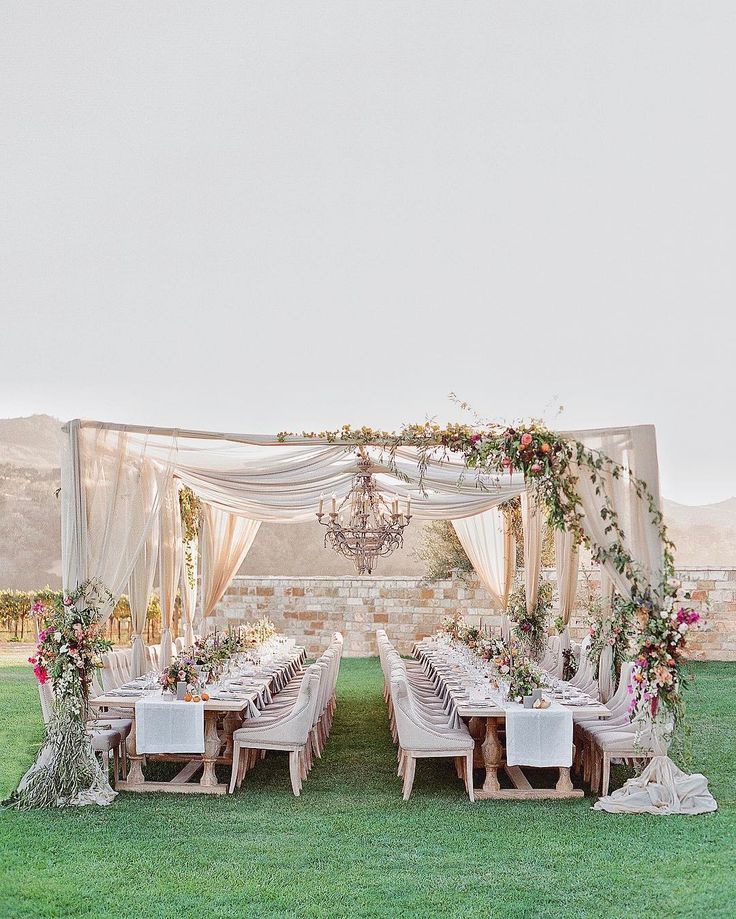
[316,449,412,574]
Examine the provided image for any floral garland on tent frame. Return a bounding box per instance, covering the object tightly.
[278,419,689,725]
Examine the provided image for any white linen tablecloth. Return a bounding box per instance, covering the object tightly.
[504,702,573,768]
[135,696,205,754]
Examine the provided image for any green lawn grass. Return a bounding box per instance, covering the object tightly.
[0,657,734,919]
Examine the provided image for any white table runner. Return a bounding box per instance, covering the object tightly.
[135,696,205,754]
[504,702,573,768]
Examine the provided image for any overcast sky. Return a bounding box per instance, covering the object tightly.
[2,2,734,505]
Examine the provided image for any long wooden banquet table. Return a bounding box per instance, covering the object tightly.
[413,639,611,800]
[91,647,306,795]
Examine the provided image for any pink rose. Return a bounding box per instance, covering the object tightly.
[520,433,533,447]
[530,462,542,473]
[63,596,73,606]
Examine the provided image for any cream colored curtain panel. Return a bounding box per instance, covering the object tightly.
[200,504,261,620]
[554,528,579,651]
[158,479,183,668]
[598,567,616,702]
[521,491,543,614]
[61,422,173,606]
[453,507,515,627]
[566,425,664,601]
[128,503,160,678]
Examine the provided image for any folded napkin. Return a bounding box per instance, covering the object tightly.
[135,696,205,754]
[504,702,572,768]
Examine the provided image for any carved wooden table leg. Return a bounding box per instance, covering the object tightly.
[200,711,222,787]
[222,711,240,760]
[126,717,145,786]
[556,766,574,794]
[468,716,486,769]
[482,717,502,795]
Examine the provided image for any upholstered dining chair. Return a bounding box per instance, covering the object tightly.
[589,717,668,797]
[229,664,323,796]
[389,673,475,803]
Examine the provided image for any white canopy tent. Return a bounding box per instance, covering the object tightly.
[34,415,717,817]
[60,418,665,675]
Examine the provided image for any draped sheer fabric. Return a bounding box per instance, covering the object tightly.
[200,504,261,621]
[554,528,579,651]
[597,568,616,702]
[60,420,664,627]
[128,496,160,678]
[158,479,183,669]
[453,508,515,630]
[566,425,664,601]
[521,492,543,614]
[61,423,174,605]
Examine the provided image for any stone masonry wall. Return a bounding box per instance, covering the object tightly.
[213,567,736,660]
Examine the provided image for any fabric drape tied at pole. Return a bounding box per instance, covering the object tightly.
[128,517,160,678]
[61,424,174,616]
[597,568,616,703]
[554,527,579,652]
[200,504,261,621]
[453,507,515,634]
[158,478,183,669]
[566,425,664,603]
[521,491,543,616]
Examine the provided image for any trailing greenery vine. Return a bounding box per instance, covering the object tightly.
[179,485,202,589]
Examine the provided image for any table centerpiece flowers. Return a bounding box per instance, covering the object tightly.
[506,657,543,705]
[160,657,200,694]
[251,616,276,644]
[191,634,229,681]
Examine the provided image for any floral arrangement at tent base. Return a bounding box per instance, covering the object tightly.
[629,601,700,725]
[4,580,115,810]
